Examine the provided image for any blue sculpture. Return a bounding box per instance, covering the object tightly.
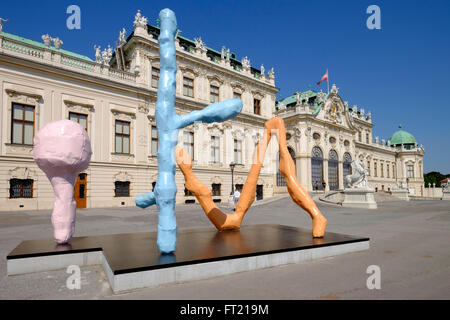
[136,8,242,254]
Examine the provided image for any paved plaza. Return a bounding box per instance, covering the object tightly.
[0,195,449,300]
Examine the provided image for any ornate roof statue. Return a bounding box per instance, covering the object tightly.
[94,45,102,63]
[241,56,251,71]
[221,46,226,60]
[316,90,327,106]
[194,37,206,51]
[42,34,52,47]
[0,17,8,33]
[260,64,265,76]
[134,10,148,29]
[294,91,302,106]
[118,28,126,46]
[100,45,113,65]
[330,83,339,94]
[53,37,63,50]
[268,67,275,79]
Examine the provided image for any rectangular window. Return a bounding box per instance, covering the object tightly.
[234,139,242,164]
[211,136,220,163]
[374,162,378,177]
[210,85,219,103]
[358,131,362,142]
[387,164,390,178]
[183,131,194,160]
[151,67,160,88]
[212,183,221,196]
[10,179,33,198]
[407,165,414,178]
[184,184,194,196]
[114,181,130,197]
[151,125,158,157]
[366,133,370,144]
[393,164,396,178]
[253,98,261,115]
[367,161,371,176]
[11,103,35,145]
[183,77,194,97]
[115,120,130,154]
[69,112,88,132]
[233,92,241,99]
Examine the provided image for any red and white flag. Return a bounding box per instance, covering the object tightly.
[317,70,328,85]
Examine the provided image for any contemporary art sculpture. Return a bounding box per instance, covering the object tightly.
[136,8,327,254]
[176,117,327,236]
[135,8,242,253]
[34,120,92,244]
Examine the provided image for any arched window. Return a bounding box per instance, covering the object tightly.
[311,147,323,190]
[328,150,339,190]
[343,152,352,187]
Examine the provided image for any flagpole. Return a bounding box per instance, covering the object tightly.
[327,69,329,94]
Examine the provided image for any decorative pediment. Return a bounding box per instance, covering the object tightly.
[138,103,150,114]
[207,75,223,86]
[207,123,223,136]
[232,129,245,140]
[179,66,199,78]
[318,93,357,131]
[231,82,245,94]
[252,90,264,100]
[9,167,36,179]
[5,89,42,104]
[64,99,94,114]
[114,171,132,182]
[210,176,222,184]
[111,107,136,121]
[235,176,245,184]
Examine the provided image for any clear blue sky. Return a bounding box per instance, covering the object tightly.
[1,0,449,173]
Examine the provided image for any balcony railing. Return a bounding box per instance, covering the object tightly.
[0,35,137,85]
[1,37,44,59]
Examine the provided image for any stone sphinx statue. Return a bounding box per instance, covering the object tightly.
[345,159,369,189]
[442,180,450,191]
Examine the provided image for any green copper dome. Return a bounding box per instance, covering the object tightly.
[389,126,417,146]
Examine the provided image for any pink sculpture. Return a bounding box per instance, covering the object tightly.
[33,120,92,244]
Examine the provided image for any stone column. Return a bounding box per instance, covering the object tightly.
[323,158,329,191]
[338,160,344,190]
[299,156,309,190]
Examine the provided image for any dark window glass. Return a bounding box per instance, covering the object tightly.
[253,98,261,115]
[212,183,221,196]
[115,181,130,197]
[10,179,33,198]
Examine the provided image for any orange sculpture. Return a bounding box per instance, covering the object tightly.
[175,117,327,237]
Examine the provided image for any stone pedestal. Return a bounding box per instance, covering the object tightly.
[391,188,410,201]
[442,190,450,200]
[7,224,370,294]
[342,188,377,209]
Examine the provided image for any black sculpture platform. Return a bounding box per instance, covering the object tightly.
[7,224,370,293]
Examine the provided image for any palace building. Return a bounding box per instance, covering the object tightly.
[0,10,279,211]
[275,86,425,196]
[0,10,424,211]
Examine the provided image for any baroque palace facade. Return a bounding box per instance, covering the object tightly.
[0,11,279,211]
[0,10,425,211]
[275,86,425,196]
